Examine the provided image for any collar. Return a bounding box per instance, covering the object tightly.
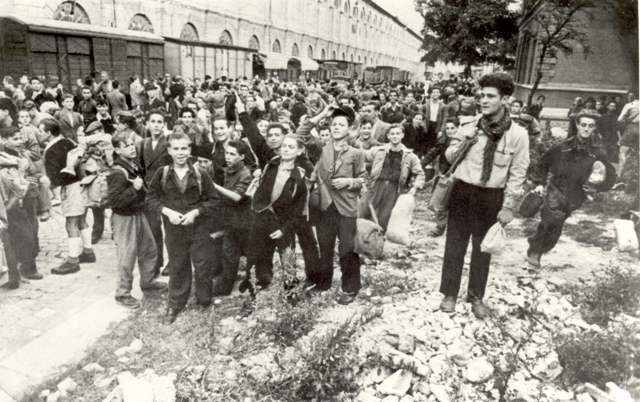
[44,135,65,152]
[225,162,244,175]
[332,139,349,153]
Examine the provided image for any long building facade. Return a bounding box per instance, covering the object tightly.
[3,0,424,81]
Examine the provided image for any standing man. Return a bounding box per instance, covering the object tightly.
[140,112,171,276]
[106,80,128,118]
[438,73,529,319]
[55,94,84,143]
[108,131,166,308]
[380,90,408,124]
[360,102,391,143]
[422,87,446,153]
[616,90,639,190]
[77,86,97,128]
[146,132,219,323]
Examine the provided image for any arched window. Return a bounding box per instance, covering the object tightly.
[248,35,260,51]
[334,0,340,8]
[219,30,233,45]
[53,1,91,24]
[361,8,366,20]
[332,50,337,59]
[350,53,354,62]
[129,13,154,32]
[307,45,314,58]
[341,52,345,60]
[353,6,358,17]
[343,1,349,14]
[357,55,361,63]
[321,48,326,59]
[272,39,282,53]
[368,11,372,23]
[180,23,198,41]
[292,43,299,57]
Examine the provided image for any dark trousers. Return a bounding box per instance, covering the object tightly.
[316,203,361,293]
[249,212,291,287]
[293,219,321,284]
[8,196,39,276]
[163,218,214,310]
[440,181,503,301]
[91,206,105,241]
[144,205,164,269]
[528,186,571,255]
[215,228,250,295]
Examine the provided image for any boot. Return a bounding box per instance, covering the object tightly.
[526,248,541,269]
[51,259,80,275]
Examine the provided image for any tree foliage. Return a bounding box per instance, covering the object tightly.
[525,0,594,105]
[415,0,519,72]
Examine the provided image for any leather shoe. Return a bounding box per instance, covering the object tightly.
[51,260,80,275]
[439,296,456,313]
[116,296,140,309]
[23,272,43,280]
[336,291,357,305]
[471,300,490,319]
[79,250,96,264]
[141,281,167,292]
[526,249,541,268]
[1,281,19,290]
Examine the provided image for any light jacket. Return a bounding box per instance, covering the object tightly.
[365,144,425,193]
[445,114,529,210]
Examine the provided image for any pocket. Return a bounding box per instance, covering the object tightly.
[493,149,514,167]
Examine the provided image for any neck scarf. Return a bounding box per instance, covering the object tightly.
[478,106,512,184]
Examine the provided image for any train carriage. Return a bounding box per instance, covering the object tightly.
[0,15,164,91]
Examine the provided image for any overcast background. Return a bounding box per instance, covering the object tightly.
[376,1,422,33]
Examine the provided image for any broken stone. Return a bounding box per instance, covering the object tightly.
[382,296,393,304]
[114,346,129,357]
[414,382,430,396]
[378,369,413,396]
[83,362,106,373]
[382,396,400,402]
[46,391,60,402]
[102,385,123,402]
[118,356,130,364]
[357,390,382,402]
[117,371,153,402]
[399,396,414,402]
[95,375,116,389]
[575,392,595,402]
[39,389,50,399]
[428,354,448,376]
[128,338,143,353]
[224,370,238,381]
[397,333,416,354]
[57,377,78,394]
[464,357,493,383]
[430,384,451,402]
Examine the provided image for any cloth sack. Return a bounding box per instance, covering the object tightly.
[354,201,385,259]
[386,191,416,245]
[518,191,544,218]
[481,222,507,254]
[613,219,639,252]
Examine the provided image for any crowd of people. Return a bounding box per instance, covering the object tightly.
[0,69,635,323]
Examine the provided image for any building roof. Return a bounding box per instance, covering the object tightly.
[363,0,423,41]
[0,14,165,43]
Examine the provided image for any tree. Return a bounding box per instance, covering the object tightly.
[415,0,520,75]
[525,0,594,106]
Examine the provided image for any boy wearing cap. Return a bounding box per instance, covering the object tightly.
[84,121,111,244]
[307,103,366,305]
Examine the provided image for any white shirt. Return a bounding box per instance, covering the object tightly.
[429,100,440,122]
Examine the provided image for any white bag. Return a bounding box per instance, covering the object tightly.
[481,223,506,254]
[386,192,416,245]
[614,219,639,252]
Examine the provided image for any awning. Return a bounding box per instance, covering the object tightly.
[261,52,289,70]
[292,57,319,71]
[1,15,164,43]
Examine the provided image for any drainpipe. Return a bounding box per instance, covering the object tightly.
[112,0,117,27]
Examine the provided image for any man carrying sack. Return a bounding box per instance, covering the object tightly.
[437,73,530,319]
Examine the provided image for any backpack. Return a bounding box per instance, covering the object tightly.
[80,170,110,207]
[160,165,202,195]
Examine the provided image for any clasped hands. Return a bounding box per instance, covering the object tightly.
[162,207,200,225]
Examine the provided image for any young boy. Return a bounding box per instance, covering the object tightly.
[0,127,43,282]
[107,131,167,308]
[40,118,96,275]
[146,132,219,323]
[17,108,50,222]
[210,140,253,296]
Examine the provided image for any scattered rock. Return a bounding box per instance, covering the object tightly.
[378,369,413,396]
[399,395,414,402]
[102,385,123,402]
[428,354,448,376]
[114,346,129,357]
[46,391,61,402]
[357,390,382,402]
[117,371,153,402]
[95,375,116,388]
[82,362,106,373]
[575,392,595,402]
[414,382,430,396]
[382,396,400,402]
[430,384,451,402]
[128,338,143,353]
[39,389,50,399]
[397,333,415,354]
[464,358,493,383]
[57,377,77,394]
[382,296,393,304]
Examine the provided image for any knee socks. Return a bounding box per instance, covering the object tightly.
[67,237,82,260]
[80,228,93,251]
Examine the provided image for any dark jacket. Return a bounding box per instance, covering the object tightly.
[43,137,79,188]
[251,157,308,239]
[222,163,253,230]
[140,135,171,185]
[78,98,98,127]
[146,162,219,218]
[532,136,616,210]
[107,158,146,216]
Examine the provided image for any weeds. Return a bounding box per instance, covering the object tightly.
[566,265,640,326]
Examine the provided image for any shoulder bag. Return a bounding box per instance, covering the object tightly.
[428,136,477,212]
